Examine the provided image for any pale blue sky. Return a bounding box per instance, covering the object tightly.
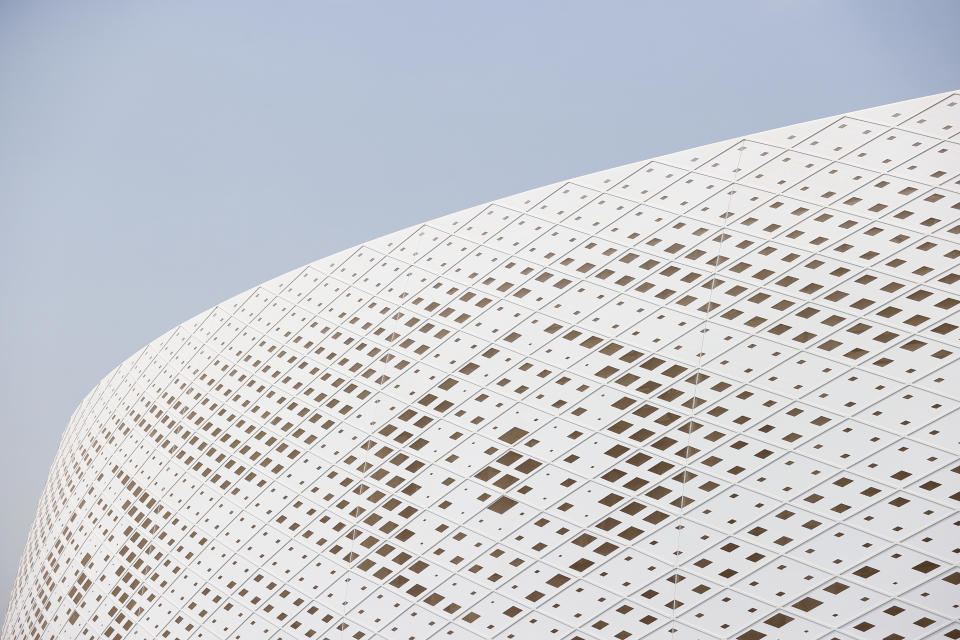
[1,0,957,620]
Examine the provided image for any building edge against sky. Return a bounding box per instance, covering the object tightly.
[4,91,960,639]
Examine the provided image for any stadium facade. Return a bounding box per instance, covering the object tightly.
[4,91,960,640]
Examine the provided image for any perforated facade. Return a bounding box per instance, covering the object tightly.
[4,91,960,640]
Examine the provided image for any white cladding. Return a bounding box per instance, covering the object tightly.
[4,91,960,640]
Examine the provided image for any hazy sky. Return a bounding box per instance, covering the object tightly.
[1,0,957,621]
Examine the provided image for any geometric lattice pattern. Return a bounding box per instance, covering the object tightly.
[4,91,960,640]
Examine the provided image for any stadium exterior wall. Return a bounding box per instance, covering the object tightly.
[4,91,960,640]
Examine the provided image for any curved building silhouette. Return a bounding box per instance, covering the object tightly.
[5,91,960,640]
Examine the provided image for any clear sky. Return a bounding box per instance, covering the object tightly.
[1,0,957,621]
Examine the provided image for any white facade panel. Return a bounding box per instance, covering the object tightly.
[4,91,960,640]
